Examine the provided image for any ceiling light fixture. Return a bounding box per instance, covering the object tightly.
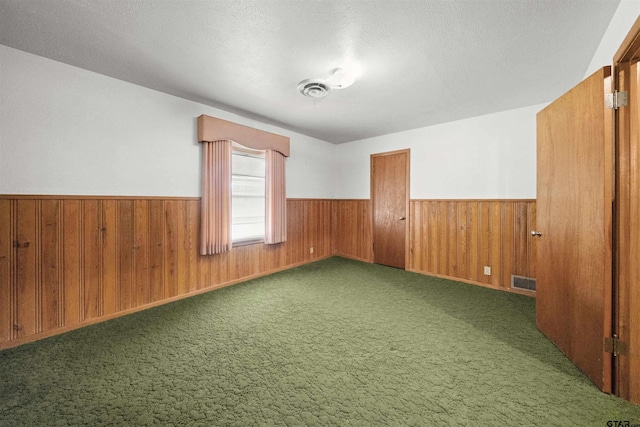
[326,68,355,89]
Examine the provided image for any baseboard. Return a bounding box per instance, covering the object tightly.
[0,255,333,351]
[406,268,536,298]
[332,259,535,297]
[333,253,373,263]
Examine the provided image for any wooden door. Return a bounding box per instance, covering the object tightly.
[371,150,409,269]
[536,67,613,392]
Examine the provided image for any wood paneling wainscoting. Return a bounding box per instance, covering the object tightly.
[332,199,373,262]
[329,198,536,294]
[409,200,536,293]
[0,196,536,349]
[0,196,333,350]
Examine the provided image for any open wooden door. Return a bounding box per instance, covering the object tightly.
[536,67,614,392]
[371,150,409,269]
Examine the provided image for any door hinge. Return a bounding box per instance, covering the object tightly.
[605,91,628,109]
[604,335,628,356]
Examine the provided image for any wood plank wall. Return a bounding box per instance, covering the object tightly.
[409,200,536,292]
[330,199,536,293]
[0,196,536,349]
[332,200,372,262]
[0,197,333,349]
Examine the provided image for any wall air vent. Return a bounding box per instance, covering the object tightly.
[511,275,536,292]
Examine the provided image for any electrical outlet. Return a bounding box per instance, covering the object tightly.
[484,266,491,276]
[310,247,314,254]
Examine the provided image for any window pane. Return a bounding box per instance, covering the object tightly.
[232,153,265,177]
[232,175,264,197]
[231,150,265,242]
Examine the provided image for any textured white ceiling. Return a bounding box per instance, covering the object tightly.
[0,0,620,143]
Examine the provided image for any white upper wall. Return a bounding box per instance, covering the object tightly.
[334,5,637,201]
[584,0,640,77]
[2,5,632,201]
[334,104,543,200]
[0,45,335,198]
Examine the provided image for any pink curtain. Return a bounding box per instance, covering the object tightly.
[265,149,287,244]
[200,140,232,255]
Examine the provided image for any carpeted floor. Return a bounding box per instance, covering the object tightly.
[1,257,639,426]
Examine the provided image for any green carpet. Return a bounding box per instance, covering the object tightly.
[1,257,639,426]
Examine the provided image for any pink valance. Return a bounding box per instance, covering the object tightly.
[198,115,290,157]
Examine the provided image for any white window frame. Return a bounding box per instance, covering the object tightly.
[231,144,266,245]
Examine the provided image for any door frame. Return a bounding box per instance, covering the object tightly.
[613,15,640,404]
[370,149,410,269]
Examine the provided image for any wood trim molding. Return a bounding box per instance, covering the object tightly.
[406,268,535,297]
[369,148,411,157]
[613,16,640,405]
[411,198,536,202]
[614,15,640,64]
[198,115,290,157]
[286,198,336,201]
[335,254,373,264]
[404,152,411,270]
[0,195,340,201]
[0,194,201,200]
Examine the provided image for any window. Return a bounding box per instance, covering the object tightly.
[198,115,289,255]
[231,145,265,243]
